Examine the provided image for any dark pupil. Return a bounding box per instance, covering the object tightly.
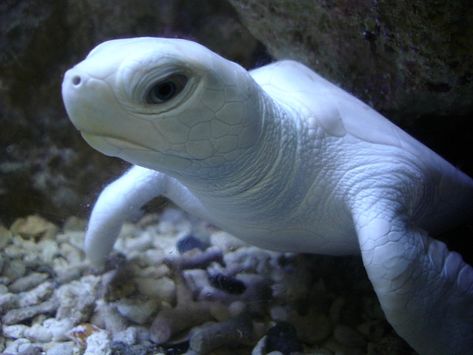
[146,74,188,104]
[154,81,175,101]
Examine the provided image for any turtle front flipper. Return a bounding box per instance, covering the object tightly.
[84,165,208,267]
[353,206,473,354]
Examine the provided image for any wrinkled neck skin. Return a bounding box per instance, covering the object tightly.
[192,90,298,192]
[168,80,309,216]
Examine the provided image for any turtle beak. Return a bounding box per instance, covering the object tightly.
[61,68,123,157]
[62,67,116,133]
[62,68,86,131]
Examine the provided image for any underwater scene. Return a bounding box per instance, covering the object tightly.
[1,1,472,354]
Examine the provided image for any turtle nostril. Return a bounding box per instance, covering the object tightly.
[72,75,82,86]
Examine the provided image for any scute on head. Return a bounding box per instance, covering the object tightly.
[62,37,264,178]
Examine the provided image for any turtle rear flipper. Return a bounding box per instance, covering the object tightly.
[354,205,473,355]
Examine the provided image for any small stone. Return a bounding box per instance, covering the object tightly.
[24,323,53,342]
[114,298,159,324]
[111,328,138,345]
[55,264,87,284]
[138,249,167,267]
[84,328,112,355]
[57,231,85,250]
[3,338,32,354]
[208,272,247,295]
[10,215,58,239]
[2,298,58,325]
[0,224,12,248]
[59,243,82,264]
[124,231,153,253]
[43,318,75,341]
[9,273,49,293]
[2,258,26,281]
[0,253,5,273]
[93,301,128,336]
[16,344,43,355]
[111,341,160,355]
[333,325,366,347]
[189,314,254,353]
[46,341,75,355]
[135,276,176,303]
[176,234,209,254]
[208,302,232,321]
[56,276,100,324]
[38,239,59,262]
[264,322,303,354]
[2,324,28,339]
[0,293,18,312]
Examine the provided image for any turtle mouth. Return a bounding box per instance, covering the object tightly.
[81,132,155,156]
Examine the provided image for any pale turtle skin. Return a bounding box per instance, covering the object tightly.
[62,37,473,354]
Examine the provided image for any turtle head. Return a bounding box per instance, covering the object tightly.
[62,37,262,177]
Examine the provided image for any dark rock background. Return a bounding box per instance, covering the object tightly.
[229,0,473,121]
[1,0,472,247]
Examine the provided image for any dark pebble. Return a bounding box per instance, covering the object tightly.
[161,341,190,355]
[111,341,158,355]
[176,235,209,254]
[208,273,247,294]
[17,346,43,355]
[265,322,303,354]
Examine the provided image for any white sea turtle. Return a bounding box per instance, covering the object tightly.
[61,37,473,354]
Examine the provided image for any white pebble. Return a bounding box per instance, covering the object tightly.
[3,338,31,353]
[38,239,59,263]
[9,272,49,293]
[114,298,159,324]
[57,231,85,249]
[60,243,82,264]
[24,323,53,342]
[18,281,54,307]
[46,341,75,355]
[2,258,26,280]
[135,276,176,303]
[43,318,74,341]
[93,301,128,335]
[2,324,28,339]
[84,329,112,355]
[112,327,138,345]
[0,293,18,312]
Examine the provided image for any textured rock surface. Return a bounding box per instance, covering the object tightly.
[0,0,265,224]
[229,0,473,121]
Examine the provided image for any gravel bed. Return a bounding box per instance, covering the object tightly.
[0,207,416,354]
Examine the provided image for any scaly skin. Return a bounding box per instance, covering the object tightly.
[62,37,473,354]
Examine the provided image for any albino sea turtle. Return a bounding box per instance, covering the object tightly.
[61,37,473,354]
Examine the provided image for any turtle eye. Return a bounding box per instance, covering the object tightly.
[146,74,188,104]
